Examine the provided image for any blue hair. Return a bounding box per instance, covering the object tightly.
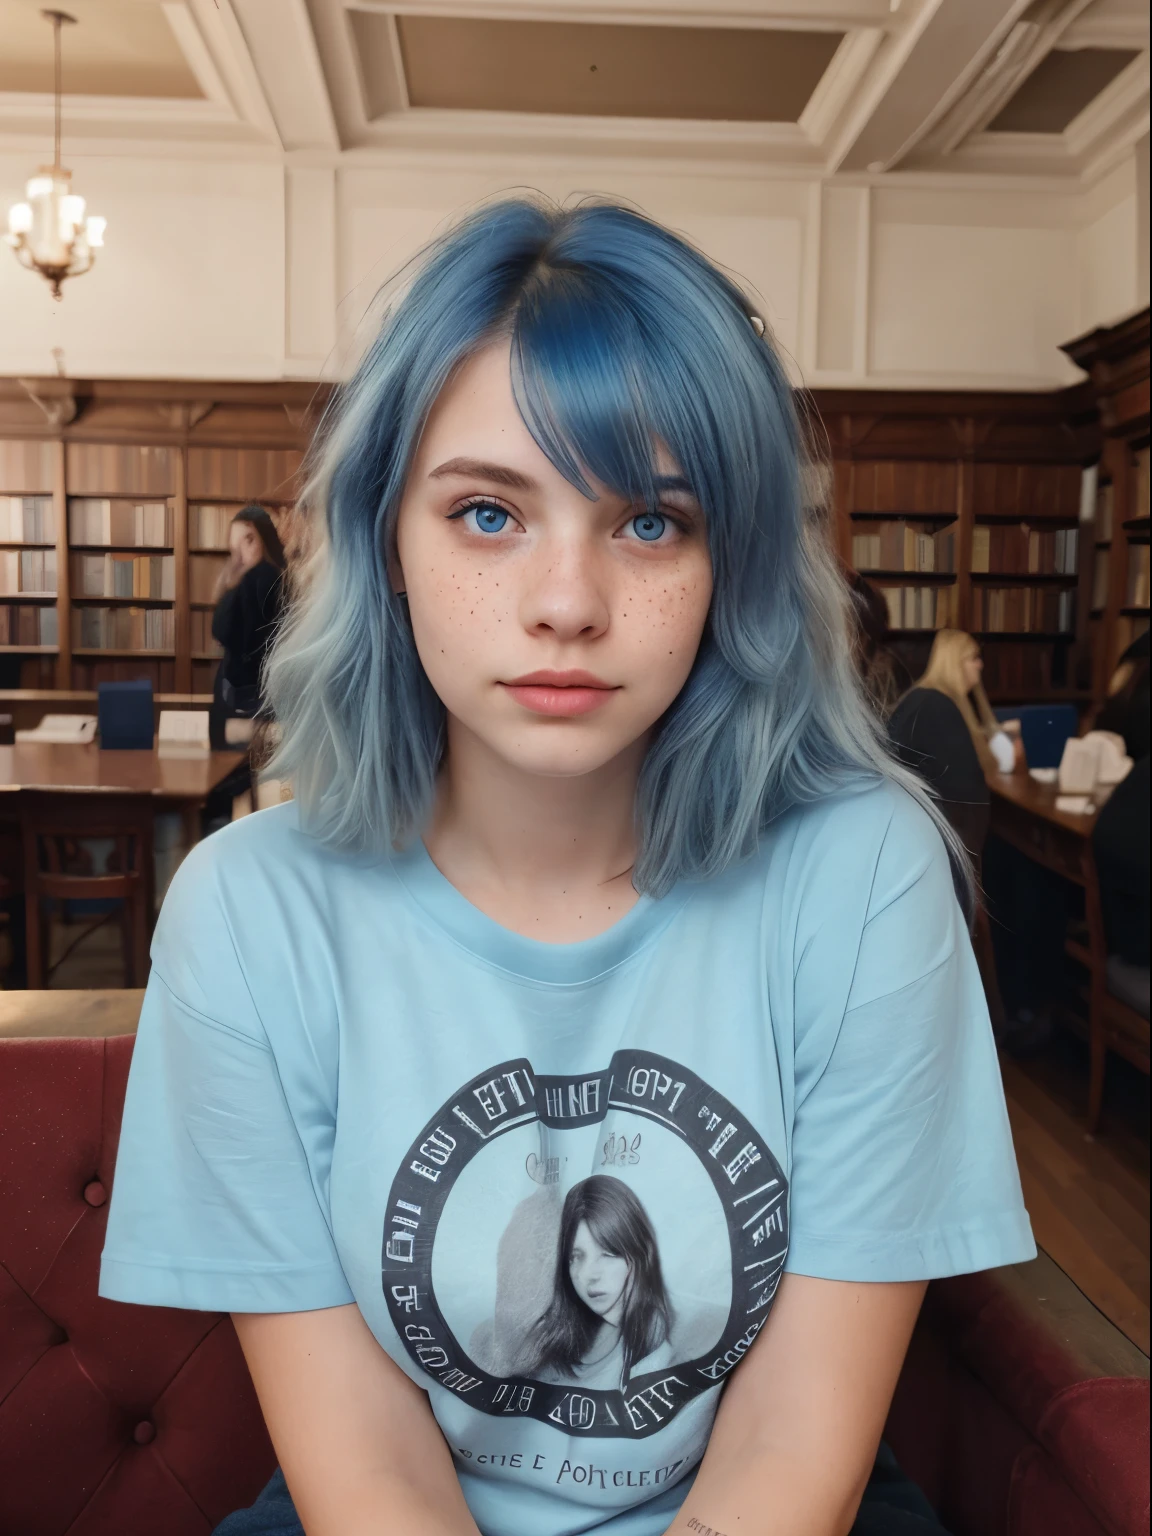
[267,197,963,898]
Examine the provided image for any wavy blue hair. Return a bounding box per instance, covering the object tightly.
[267,197,960,898]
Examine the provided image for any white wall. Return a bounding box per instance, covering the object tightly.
[1,144,1146,387]
[1077,158,1141,336]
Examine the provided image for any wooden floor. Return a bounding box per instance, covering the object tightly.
[1002,1031,1150,1356]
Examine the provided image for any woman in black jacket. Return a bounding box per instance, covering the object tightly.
[209,505,287,750]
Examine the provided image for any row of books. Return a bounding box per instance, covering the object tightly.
[190,610,223,656]
[979,645,1050,697]
[0,549,57,594]
[72,607,175,651]
[878,586,958,631]
[190,503,242,550]
[0,602,57,647]
[68,499,174,548]
[971,588,1075,633]
[190,554,227,604]
[1,495,54,543]
[970,525,1078,575]
[852,525,955,573]
[71,553,175,599]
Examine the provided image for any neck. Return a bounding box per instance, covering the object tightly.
[424,719,647,940]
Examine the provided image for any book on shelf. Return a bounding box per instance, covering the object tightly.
[1096,481,1114,541]
[969,525,1078,575]
[878,585,956,631]
[971,587,1074,633]
[190,553,227,603]
[68,498,173,547]
[72,606,175,651]
[981,645,1048,696]
[1091,549,1110,610]
[190,503,241,549]
[0,548,57,594]
[851,523,954,573]
[1137,448,1149,522]
[1127,543,1150,608]
[0,602,57,646]
[190,609,223,656]
[70,552,174,599]
[0,495,54,543]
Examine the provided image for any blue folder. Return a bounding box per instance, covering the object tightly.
[97,680,154,751]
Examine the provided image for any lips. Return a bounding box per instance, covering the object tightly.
[500,669,619,718]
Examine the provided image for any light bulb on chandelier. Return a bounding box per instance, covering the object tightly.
[5,10,107,299]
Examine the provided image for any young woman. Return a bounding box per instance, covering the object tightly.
[209,504,287,747]
[527,1176,673,1392]
[888,629,1015,858]
[100,199,1034,1536]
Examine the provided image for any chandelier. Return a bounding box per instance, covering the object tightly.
[5,10,106,300]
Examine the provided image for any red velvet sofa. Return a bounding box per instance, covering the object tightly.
[2,1032,1148,1536]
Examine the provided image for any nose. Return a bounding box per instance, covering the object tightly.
[519,535,610,645]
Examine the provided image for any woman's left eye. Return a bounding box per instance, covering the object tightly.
[451,500,511,534]
[622,511,670,543]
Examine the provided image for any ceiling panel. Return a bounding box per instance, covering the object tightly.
[986,46,1139,133]
[0,0,203,99]
[387,15,844,123]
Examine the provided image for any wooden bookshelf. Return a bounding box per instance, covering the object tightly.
[1061,309,1150,712]
[2,368,1128,713]
[816,385,1098,704]
[0,378,317,694]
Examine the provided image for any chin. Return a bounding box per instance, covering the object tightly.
[491,732,637,780]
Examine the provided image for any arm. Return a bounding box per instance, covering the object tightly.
[233,1305,482,1536]
[666,1274,926,1536]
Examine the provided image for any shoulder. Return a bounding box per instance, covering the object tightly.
[153,805,381,998]
[890,687,962,736]
[776,775,946,888]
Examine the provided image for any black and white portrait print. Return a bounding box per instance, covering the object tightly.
[382,1050,787,1440]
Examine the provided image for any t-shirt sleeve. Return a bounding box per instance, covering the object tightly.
[98,840,355,1313]
[784,791,1035,1283]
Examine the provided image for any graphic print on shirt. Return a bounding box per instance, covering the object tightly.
[381,1049,787,1440]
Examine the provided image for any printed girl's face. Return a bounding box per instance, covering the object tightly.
[568,1220,631,1327]
[394,341,713,779]
[230,520,263,570]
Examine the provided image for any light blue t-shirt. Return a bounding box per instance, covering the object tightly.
[100,780,1034,1536]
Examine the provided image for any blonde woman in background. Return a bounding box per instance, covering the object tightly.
[888,630,1015,863]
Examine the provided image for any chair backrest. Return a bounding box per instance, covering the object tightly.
[995,704,1079,769]
[0,1034,275,1536]
[20,791,153,893]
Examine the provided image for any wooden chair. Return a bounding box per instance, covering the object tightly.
[1065,844,1150,1135]
[19,792,155,991]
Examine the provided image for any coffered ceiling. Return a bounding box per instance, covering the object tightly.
[0,0,1146,180]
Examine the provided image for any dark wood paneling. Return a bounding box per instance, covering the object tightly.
[849,460,959,515]
[186,447,303,502]
[65,443,176,496]
[0,439,54,494]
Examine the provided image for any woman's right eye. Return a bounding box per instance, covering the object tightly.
[450,500,511,534]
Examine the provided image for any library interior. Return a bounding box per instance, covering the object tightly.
[0,4,1148,1536]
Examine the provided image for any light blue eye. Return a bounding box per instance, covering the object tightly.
[629,512,667,542]
[467,503,509,534]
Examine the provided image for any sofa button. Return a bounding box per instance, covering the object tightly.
[83,1180,107,1208]
[133,1421,156,1445]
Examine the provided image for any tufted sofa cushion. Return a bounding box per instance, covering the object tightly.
[0,1034,275,1536]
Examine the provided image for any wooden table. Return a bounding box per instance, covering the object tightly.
[0,743,242,803]
[0,988,144,1038]
[988,769,1098,887]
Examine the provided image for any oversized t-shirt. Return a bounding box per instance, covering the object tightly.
[99,779,1035,1536]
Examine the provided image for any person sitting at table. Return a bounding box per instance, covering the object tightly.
[887,630,1014,861]
[1091,753,1150,1018]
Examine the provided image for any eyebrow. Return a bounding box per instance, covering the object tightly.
[427,457,539,491]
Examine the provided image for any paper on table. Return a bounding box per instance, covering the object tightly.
[157,709,211,759]
[15,714,97,746]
